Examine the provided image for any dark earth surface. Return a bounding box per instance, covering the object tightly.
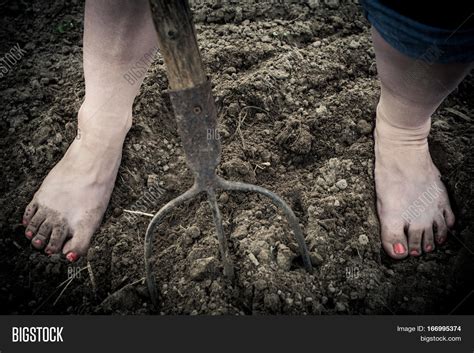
[0,0,473,314]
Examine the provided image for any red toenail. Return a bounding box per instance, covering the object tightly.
[393,243,406,255]
[22,218,28,226]
[426,244,433,252]
[410,249,420,256]
[34,239,42,246]
[25,231,33,239]
[66,252,78,262]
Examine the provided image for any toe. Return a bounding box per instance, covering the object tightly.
[45,224,69,255]
[444,207,455,229]
[423,226,435,253]
[22,201,38,226]
[62,230,93,262]
[32,221,53,249]
[380,223,408,259]
[434,215,448,245]
[25,210,46,240]
[407,225,423,256]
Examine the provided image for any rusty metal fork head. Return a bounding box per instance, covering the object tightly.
[144,81,313,307]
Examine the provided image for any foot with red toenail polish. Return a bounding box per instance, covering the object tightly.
[375,109,455,260]
[22,103,131,261]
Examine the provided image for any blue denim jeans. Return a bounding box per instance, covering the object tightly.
[360,0,474,63]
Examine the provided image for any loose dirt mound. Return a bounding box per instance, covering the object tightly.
[0,0,472,314]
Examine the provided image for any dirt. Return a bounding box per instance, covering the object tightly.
[0,0,473,315]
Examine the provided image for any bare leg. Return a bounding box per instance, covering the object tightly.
[23,0,157,261]
[372,27,472,259]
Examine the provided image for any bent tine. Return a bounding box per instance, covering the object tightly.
[217,177,313,273]
[145,185,200,307]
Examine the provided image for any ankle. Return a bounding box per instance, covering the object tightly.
[375,103,430,147]
[76,102,132,148]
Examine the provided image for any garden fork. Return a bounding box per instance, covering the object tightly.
[145,0,313,307]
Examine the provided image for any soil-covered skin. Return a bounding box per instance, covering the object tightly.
[0,0,473,315]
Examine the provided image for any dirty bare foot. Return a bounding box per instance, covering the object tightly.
[374,106,455,259]
[22,104,131,261]
[21,0,158,261]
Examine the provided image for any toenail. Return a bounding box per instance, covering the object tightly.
[393,243,406,255]
[66,252,79,262]
[410,249,420,256]
[425,244,433,252]
[34,239,42,246]
[22,218,28,226]
[437,237,446,244]
[25,231,33,239]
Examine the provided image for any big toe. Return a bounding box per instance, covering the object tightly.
[62,230,94,262]
[381,223,408,259]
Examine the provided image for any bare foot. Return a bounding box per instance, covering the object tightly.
[22,104,131,261]
[374,105,455,259]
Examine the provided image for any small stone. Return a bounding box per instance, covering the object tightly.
[335,302,346,312]
[328,283,336,293]
[248,252,259,266]
[163,165,170,172]
[316,176,326,186]
[185,225,201,239]
[264,293,280,311]
[254,279,267,291]
[349,40,360,49]
[218,192,229,204]
[113,208,122,217]
[310,252,324,266]
[24,42,36,51]
[357,119,372,135]
[358,234,369,246]
[324,0,339,9]
[335,179,348,190]
[189,257,217,281]
[315,105,327,116]
[308,0,320,9]
[272,69,290,80]
[276,244,295,271]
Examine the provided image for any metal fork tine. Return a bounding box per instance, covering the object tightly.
[207,189,235,280]
[217,177,313,274]
[145,184,201,308]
